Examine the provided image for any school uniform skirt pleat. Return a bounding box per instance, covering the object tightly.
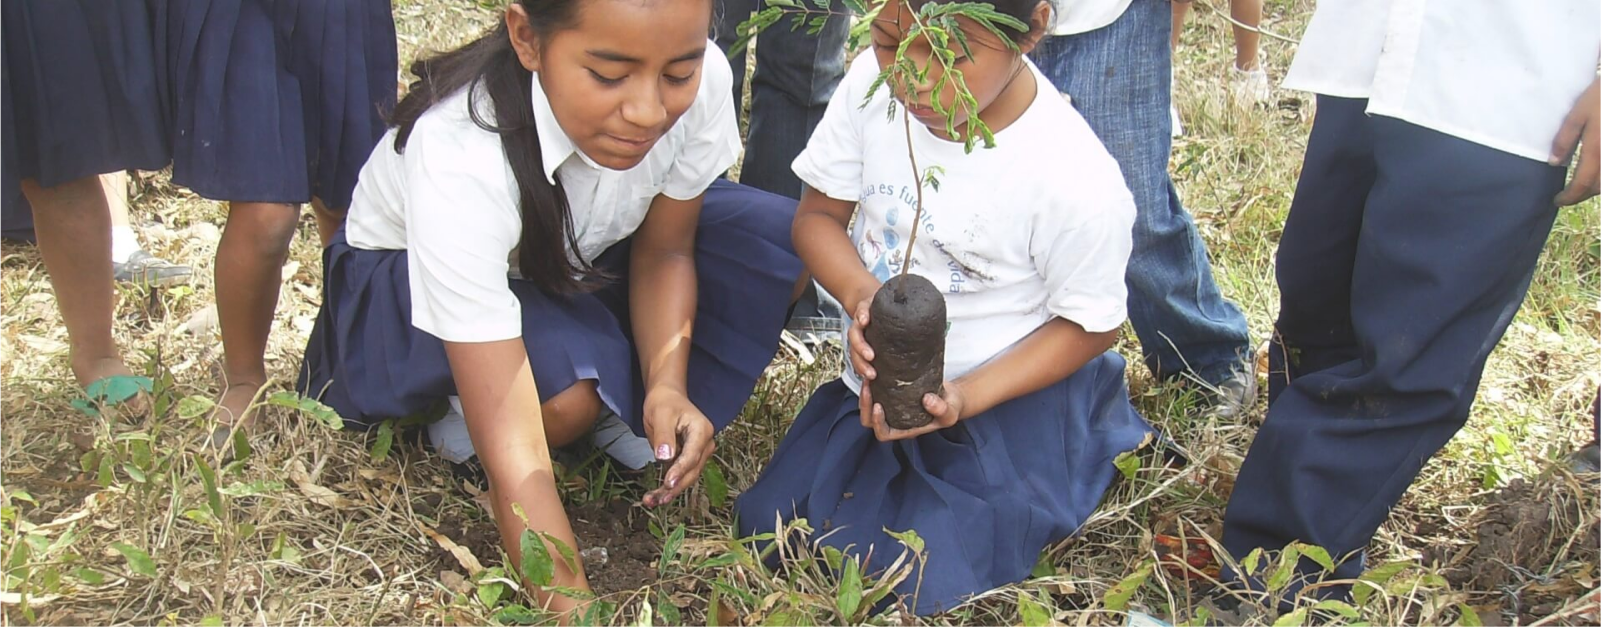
[159,0,396,209]
[734,352,1154,615]
[2,0,170,206]
[298,180,803,438]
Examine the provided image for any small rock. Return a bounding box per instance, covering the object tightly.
[181,304,220,337]
[581,547,609,567]
[183,222,222,245]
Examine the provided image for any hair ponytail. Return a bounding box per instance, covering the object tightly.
[389,2,599,296]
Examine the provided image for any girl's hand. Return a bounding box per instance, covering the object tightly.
[641,388,715,507]
[1552,77,1599,206]
[848,294,879,428]
[865,381,966,442]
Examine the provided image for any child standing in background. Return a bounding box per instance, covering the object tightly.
[3,0,173,407]
[158,0,399,446]
[736,0,1153,614]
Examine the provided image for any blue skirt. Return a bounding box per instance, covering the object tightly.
[297,180,803,439]
[160,0,396,210]
[2,0,169,209]
[735,352,1154,615]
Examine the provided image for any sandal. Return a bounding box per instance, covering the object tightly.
[113,250,193,288]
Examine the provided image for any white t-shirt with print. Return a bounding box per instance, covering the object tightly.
[343,41,741,344]
[793,55,1135,394]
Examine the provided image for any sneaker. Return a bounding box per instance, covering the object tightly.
[592,409,655,470]
[426,398,476,464]
[1208,368,1259,421]
[113,250,192,288]
[1568,442,1600,476]
[1229,64,1272,105]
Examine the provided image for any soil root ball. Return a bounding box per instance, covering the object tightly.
[863,274,947,430]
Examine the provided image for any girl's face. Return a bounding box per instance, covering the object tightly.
[869,0,1047,139]
[509,0,713,170]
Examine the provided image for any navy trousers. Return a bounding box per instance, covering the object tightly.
[1223,96,1566,590]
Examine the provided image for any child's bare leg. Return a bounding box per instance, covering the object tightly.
[22,176,130,387]
[1231,0,1263,71]
[1171,0,1192,50]
[214,201,299,434]
[309,196,343,248]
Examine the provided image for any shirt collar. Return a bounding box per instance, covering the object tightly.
[530,74,602,183]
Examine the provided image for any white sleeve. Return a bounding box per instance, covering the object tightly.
[1031,186,1135,334]
[402,121,525,343]
[790,55,876,201]
[662,44,742,200]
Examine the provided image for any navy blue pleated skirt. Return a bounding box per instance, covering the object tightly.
[298,180,803,439]
[160,0,396,210]
[735,352,1154,615]
[2,0,170,212]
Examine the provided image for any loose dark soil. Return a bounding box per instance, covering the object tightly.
[864,274,946,430]
[424,494,658,598]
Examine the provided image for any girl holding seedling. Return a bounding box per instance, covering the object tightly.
[736,0,1154,614]
[297,0,801,609]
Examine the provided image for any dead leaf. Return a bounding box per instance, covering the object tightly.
[0,591,60,606]
[422,525,484,575]
[18,334,67,355]
[289,460,354,508]
[180,305,220,337]
[439,570,471,595]
[358,467,402,485]
[716,599,740,626]
[280,261,301,283]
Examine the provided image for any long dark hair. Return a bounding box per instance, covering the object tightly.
[390,1,598,296]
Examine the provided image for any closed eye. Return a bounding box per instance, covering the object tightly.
[587,68,623,86]
[664,70,696,86]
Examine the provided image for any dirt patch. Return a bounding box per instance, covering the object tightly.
[423,494,658,598]
[570,499,658,597]
[1442,477,1600,625]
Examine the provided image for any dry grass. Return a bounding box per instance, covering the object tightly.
[3,0,1599,625]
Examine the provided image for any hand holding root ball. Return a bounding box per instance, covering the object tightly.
[851,274,953,441]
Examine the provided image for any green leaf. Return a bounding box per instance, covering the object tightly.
[823,546,845,572]
[177,395,216,420]
[196,458,224,517]
[111,542,157,577]
[658,592,682,625]
[493,604,542,625]
[714,579,760,605]
[1102,563,1152,612]
[1031,551,1056,578]
[697,553,742,570]
[660,524,686,576]
[267,392,344,430]
[885,528,925,554]
[1266,544,1303,592]
[72,568,106,585]
[199,615,224,627]
[129,439,153,470]
[1354,561,1412,607]
[635,596,655,627]
[1018,589,1052,627]
[1273,607,1309,627]
[232,427,253,463]
[703,460,729,508]
[1239,547,1265,577]
[183,508,217,526]
[1114,451,1141,480]
[578,600,617,627]
[518,529,554,586]
[370,420,395,463]
[218,480,284,497]
[539,531,580,576]
[122,464,148,484]
[96,454,114,488]
[1299,544,1336,572]
[1312,600,1360,619]
[837,559,863,620]
[477,580,506,608]
[79,450,97,474]
[1455,603,1483,627]
[648,519,664,540]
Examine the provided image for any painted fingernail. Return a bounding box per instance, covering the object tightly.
[656,444,672,460]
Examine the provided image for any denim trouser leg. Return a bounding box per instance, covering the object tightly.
[1029,0,1251,384]
[717,0,848,328]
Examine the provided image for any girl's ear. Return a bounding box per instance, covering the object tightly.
[1016,0,1052,55]
[506,4,542,72]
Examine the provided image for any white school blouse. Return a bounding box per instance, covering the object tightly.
[1283,0,1600,162]
[793,55,1136,394]
[343,41,741,344]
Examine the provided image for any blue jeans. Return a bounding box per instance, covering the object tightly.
[716,0,847,200]
[1223,97,1564,596]
[1029,0,1251,384]
[717,0,848,329]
